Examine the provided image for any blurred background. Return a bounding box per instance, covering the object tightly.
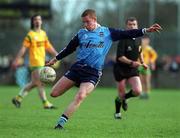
[0,0,180,88]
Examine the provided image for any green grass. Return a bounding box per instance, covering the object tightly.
[0,86,180,138]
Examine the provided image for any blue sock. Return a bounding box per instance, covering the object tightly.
[57,114,68,127]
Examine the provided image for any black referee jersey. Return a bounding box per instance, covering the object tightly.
[115,38,141,67]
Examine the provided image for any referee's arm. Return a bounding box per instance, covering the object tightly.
[116,40,133,65]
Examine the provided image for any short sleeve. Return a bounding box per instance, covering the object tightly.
[44,33,53,49]
[116,40,126,58]
[22,35,31,48]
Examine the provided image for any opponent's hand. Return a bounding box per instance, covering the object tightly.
[46,57,58,66]
[142,63,148,70]
[146,23,162,33]
[11,59,19,69]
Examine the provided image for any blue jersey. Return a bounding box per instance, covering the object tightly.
[56,26,146,70]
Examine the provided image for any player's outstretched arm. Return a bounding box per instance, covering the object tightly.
[56,35,79,59]
[146,23,162,33]
[109,23,162,41]
[46,34,79,66]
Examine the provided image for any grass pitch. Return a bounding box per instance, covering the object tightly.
[0,86,180,138]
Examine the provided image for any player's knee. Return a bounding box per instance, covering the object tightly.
[75,92,86,104]
[50,86,62,97]
[28,83,36,89]
[50,93,57,97]
[33,80,41,87]
[50,89,59,97]
[77,94,86,102]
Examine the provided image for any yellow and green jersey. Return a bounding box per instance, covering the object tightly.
[23,29,53,67]
[141,45,157,65]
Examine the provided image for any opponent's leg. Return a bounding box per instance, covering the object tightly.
[12,70,36,108]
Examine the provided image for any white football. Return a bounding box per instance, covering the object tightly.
[40,66,56,83]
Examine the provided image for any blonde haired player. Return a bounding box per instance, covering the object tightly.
[46,9,162,129]
[12,14,58,109]
[139,35,158,99]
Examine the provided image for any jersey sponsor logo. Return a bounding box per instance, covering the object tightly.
[86,40,91,48]
[33,35,45,47]
[36,41,44,47]
[97,42,104,48]
[84,41,104,48]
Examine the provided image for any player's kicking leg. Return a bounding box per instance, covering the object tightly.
[54,82,94,129]
[50,76,75,129]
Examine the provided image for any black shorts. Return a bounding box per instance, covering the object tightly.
[64,62,102,87]
[113,63,139,81]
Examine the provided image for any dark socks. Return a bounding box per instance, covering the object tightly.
[125,89,136,99]
[115,97,121,113]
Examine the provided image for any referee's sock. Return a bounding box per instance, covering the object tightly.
[115,96,121,113]
[125,89,136,99]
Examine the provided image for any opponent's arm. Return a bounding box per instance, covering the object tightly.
[149,48,158,70]
[46,46,58,57]
[12,46,27,68]
[139,51,148,69]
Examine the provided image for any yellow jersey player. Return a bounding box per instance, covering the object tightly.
[138,35,158,99]
[12,14,58,109]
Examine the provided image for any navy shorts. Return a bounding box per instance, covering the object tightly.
[64,62,102,87]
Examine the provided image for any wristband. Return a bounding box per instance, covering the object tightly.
[142,28,147,34]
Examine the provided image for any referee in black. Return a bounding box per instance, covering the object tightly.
[113,17,148,119]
